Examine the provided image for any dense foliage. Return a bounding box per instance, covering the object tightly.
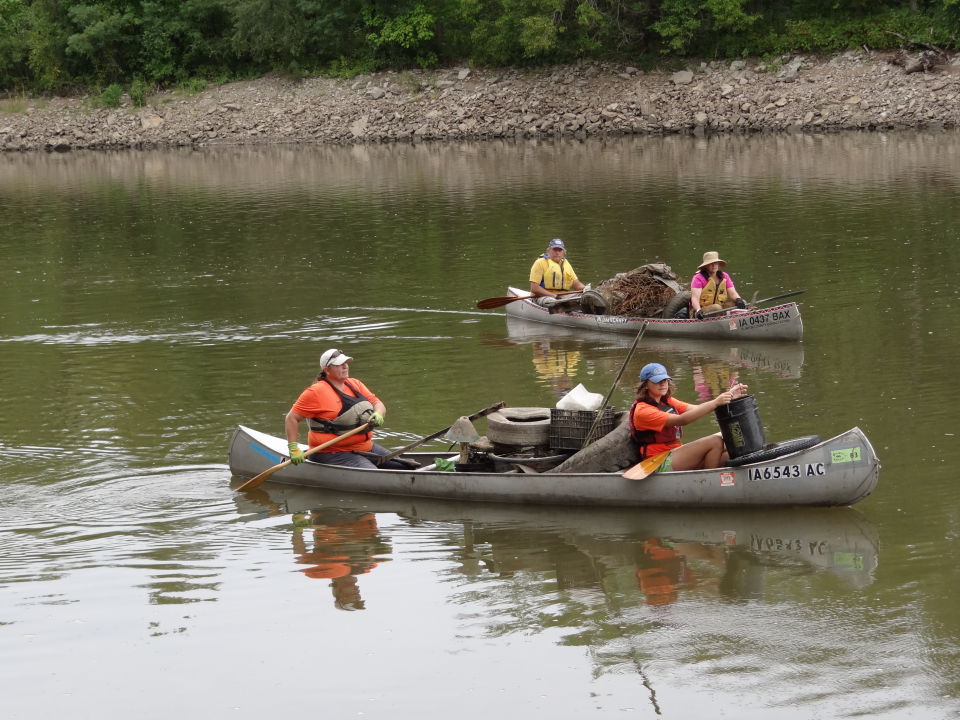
[1,0,958,92]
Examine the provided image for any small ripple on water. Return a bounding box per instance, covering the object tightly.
[0,309,477,348]
[0,466,239,587]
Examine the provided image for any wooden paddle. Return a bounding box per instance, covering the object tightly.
[623,450,671,480]
[580,320,649,448]
[476,291,580,310]
[701,289,808,319]
[375,401,506,465]
[235,422,374,492]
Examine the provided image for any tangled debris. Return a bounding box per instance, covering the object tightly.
[594,263,684,317]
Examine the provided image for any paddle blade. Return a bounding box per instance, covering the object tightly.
[623,451,671,480]
[476,291,577,310]
[236,460,289,491]
[476,295,522,309]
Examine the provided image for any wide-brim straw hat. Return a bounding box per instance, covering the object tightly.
[697,251,727,269]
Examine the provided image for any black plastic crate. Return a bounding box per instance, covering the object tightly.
[549,407,617,450]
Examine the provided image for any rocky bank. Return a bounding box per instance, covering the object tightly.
[3,50,960,152]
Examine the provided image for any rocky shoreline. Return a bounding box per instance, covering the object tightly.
[3,51,960,153]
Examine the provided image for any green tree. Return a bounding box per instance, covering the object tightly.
[651,0,758,52]
[64,2,139,82]
[363,1,439,66]
[141,0,235,82]
[0,0,31,87]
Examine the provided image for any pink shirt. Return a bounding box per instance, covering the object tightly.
[691,271,735,291]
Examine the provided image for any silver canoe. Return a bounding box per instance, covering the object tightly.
[502,286,804,341]
[229,425,879,508]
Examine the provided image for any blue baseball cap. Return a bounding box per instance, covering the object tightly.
[547,238,565,249]
[639,363,671,383]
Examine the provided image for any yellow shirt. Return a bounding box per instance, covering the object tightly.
[529,257,579,291]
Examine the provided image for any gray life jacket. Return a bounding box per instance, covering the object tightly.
[308,379,375,435]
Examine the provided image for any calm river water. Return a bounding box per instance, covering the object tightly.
[1,132,959,719]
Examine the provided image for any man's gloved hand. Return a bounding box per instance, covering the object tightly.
[694,309,705,320]
[370,412,385,427]
[288,441,305,465]
[734,297,747,309]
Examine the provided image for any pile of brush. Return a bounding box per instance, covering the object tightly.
[594,263,684,317]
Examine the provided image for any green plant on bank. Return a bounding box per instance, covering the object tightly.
[99,82,123,107]
[631,54,658,72]
[129,77,150,106]
[756,55,783,73]
[325,55,379,79]
[177,77,208,95]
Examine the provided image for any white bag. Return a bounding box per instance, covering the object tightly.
[556,383,604,412]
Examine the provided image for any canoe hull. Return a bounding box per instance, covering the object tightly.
[503,287,803,341]
[229,425,879,508]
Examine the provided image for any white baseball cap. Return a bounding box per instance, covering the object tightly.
[320,348,352,369]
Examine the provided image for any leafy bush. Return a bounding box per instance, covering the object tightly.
[178,77,207,94]
[99,82,123,106]
[129,76,149,106]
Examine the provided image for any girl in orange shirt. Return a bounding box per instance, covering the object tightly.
[630,362,747,471]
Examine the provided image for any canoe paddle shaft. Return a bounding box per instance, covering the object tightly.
[581,321,648,448]
[476,292,580,310]
[378,401,506,464]
[701,289,807,319]
[235,422,374,492]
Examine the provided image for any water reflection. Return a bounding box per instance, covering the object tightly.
[238,486,879,608]
[5,132,959,195]
[498,316,804,401]
[290,509,389,611]
[529,342,580,400]
[234,489,391,611]
[233,487,883,716]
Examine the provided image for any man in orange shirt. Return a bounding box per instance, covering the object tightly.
[284,348,391,469]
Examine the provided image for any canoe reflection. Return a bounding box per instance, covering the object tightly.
[499,315,805,380]
[237,486,879,607]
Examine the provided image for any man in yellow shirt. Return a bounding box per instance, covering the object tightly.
[528,238,586,308]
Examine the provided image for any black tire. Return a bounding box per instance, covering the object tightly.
[726,435,822,467]
[660,290,692,319]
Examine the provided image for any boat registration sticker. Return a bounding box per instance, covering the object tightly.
[719,471,735,487]
[831,447,863,463]
[728,319,738,330]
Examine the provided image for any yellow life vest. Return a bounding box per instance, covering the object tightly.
[532,257,578,291]
[699,274,729,307]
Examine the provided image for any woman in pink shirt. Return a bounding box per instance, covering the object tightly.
[689,251,747,319]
